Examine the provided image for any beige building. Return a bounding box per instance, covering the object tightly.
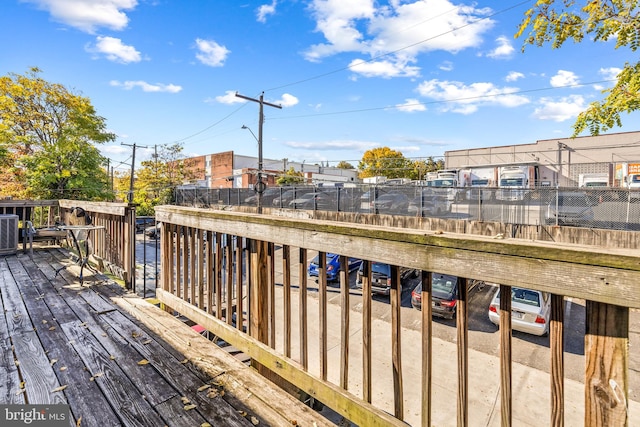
[444,131,640,187]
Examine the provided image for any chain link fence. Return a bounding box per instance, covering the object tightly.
[172,185,640,231]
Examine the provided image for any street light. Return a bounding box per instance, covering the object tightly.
[241,125,258,143]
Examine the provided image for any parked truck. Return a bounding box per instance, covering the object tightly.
[578,172,610,188]
[465,167,498,201]
[615,162,640,200]
[429,169,463,201]
[495,165,538,201]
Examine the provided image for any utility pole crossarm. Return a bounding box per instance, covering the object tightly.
[235,91,283,213]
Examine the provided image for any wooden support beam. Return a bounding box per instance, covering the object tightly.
[585,301,629,426]
[421,271,433,427]
[457,277,469,427]
[499,284,512,427]
[390,265,403,420]
[339,255,349,390]
[551,294,565,427]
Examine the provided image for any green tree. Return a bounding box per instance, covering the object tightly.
[127,143,199,215]
[0,68,114,199]
[277,166,305,185]
[358,147,412,179]
[336,160,355,169]
[517,0,640,135]
[408,157,444,180]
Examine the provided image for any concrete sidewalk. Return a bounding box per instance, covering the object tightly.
[273,287,639,426]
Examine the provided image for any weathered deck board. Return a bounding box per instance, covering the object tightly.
[61,320,168,427]
[7,252,121,426]
[1,258,67,407]
[0,261,26,405]
[1,247,329,427]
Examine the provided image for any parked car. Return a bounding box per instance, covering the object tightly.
[410,273,459,319]
[544,190,595,226]
[145,222,161,239]
[244,187,282,206]
[308,253,362,281]
[371,192,410,215]
[355,262,418,295]
[272,188,312,208]
[135,216,155,233]
[488,286,550,336]
[289,192,335,210]
[407,192,452,216]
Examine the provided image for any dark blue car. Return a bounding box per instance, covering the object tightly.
[308,253,363,281]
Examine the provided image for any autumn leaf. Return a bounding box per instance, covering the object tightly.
[184,404,196,411]
[137,359,150,365]
[51,385,68,393]
[197,384,211,392]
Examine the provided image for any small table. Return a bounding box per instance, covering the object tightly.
[56,225,105,285]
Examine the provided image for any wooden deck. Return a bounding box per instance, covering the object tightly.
[0,246,330,427]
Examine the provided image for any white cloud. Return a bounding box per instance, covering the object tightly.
[23,0,137,33]
[284,139,380,151]
[486,36,514,59]
[195,38,230,67]
[533,95,586,122]
[550,70,580,87]
[274,93,299,107]
[304,0,494,78]
[87,36,141,63]
[257,0,277,23]
[215,91,246,104]
[348,58,420,78]
[599,67,622,81]
[416,79,529,114]
[110,80,182,93]
[439,61,453,72]
[396,99,426,112]
[505,71,524,82]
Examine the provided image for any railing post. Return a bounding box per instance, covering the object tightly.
[249,239,269,345]
[585,301,629,426]
[124,204,136,290]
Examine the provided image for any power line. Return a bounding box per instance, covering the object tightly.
[268,79,616,121]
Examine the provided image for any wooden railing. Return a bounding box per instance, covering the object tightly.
[0,199,136,290]
[58,200,136,289]
[154,205,639,426]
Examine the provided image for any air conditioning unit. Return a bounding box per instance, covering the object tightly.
[0,214,19,256]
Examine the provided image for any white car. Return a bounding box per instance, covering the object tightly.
[488,286,550,336]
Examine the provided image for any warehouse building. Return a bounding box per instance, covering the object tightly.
[444,131,640,187]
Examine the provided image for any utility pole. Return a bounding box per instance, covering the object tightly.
[121,142,148,203]
[235,91,282,213]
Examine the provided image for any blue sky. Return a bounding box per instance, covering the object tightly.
[2,0,635,173]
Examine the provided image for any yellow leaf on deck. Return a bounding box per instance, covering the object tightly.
[50,359,58,366]
[197,384,211,392]
[60,367,67,371]
[180,359,188,364]
[51,385,68,393]
[184,404,196,411]
[76,416,82,426]
[201,423,212,427]
[49,326,56,331]
[137,359,150,365]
